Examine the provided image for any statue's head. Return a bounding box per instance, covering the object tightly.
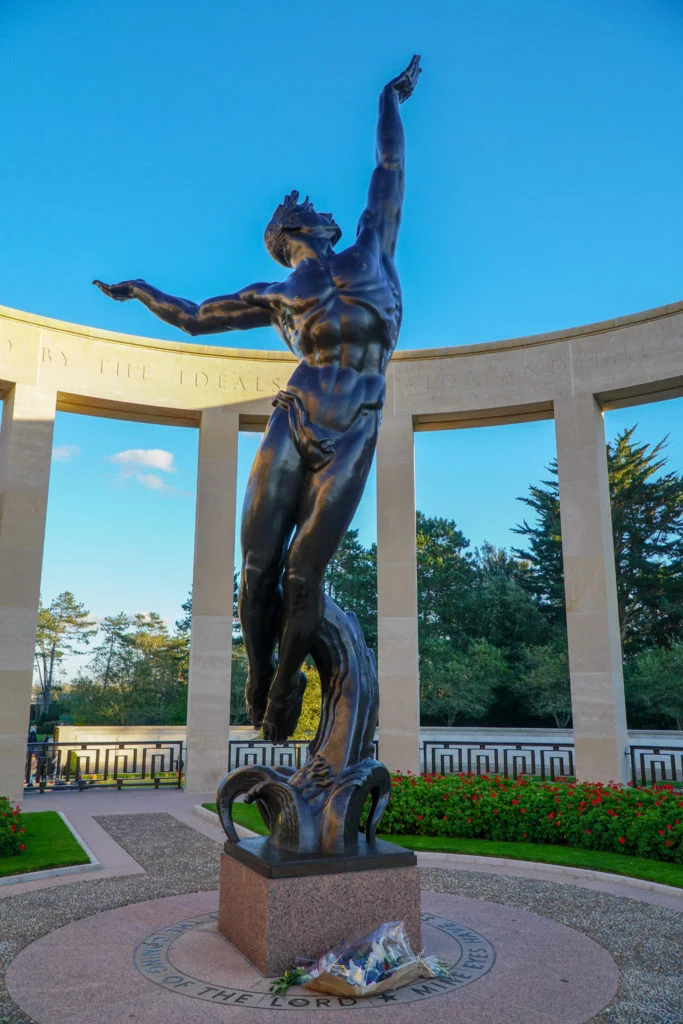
[265,191,341,267]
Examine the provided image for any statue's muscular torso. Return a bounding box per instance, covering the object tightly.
[270,220,401,433]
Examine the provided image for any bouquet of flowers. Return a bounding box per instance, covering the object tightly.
[300,922,451,998]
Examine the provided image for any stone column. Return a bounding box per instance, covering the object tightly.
[185,406,240,793]
[554,394,628,783]
[0,384,56,804]
[376,414,420,773]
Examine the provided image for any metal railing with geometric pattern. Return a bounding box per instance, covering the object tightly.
[23,736,682,791]
[24,740,184,791]
[227,738,380,772]
[421,740,575,780]
[629,744,683,785]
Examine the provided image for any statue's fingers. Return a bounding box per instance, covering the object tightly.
[408,56,422,85]
[404,54,420,79]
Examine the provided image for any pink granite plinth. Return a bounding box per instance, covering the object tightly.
[218,851,422,976]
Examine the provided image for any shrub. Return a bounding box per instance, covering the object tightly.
[380,773,683,863]
[0,796,26,857]
[293,664,322,740]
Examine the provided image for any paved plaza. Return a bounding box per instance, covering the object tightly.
[0,790,680,1023]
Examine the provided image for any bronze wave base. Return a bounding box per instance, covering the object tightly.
[217,595,391,857]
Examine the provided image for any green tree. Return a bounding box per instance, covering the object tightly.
[415,517,558,726]
[229,643,251,725]
[470,543,552,659]
[90,613,132,690]
[71,611,187,726]
[70,672,140,726]
[420,639,507,726]
[128,613,187,724]
[514,428,683,653]
[175,591,192,636]
[512,471,565,624]
[417,512,475,658]
[325,530,377,652]
[174,592,192,688]
[514,635,572,727]
[35,592,96,714]
[609,430,683,651]
[626,643,683,729]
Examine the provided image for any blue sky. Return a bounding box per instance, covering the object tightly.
[2,0,683,651]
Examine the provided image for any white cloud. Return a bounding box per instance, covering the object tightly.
[135,472,172,492]
[106,449,176,473]
[52,444,81,462]
[104,448,189,497]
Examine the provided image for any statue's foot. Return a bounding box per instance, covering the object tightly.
[246,701,265,729]
[262,671,308,743]
[245,671,272,729]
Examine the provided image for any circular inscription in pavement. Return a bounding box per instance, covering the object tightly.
[133,912,495,1010]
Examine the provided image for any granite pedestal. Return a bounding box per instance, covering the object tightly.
[218,837,421,976]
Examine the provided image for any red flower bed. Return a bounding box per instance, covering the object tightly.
[0,796,25,857]
[380,773,683,863]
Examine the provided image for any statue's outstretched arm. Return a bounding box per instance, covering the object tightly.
[361,55,421,258]
[93,278,279,336]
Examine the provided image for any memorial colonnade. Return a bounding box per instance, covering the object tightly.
[1,299,682,802]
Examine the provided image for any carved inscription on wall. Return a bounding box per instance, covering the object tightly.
[41,347,71,367]
[395,350,576,405]
[33,340,288,399]
[396,363,527,397]
[176,369,285,392]
[97,360,285,392]
[99,358,152,380]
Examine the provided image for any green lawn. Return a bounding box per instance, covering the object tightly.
[0,811,90,879]
[203,801,683,889]
[204,801,266,834]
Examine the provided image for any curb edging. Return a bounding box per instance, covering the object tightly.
[415,850,683,900]
[0,810,100,888]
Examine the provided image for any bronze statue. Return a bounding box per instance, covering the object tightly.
[95,56,421,856]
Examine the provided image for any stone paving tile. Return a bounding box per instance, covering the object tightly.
[0,814,681,1024]
[420,867,683,1024]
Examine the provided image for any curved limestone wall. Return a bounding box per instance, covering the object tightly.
[2,298,683,799]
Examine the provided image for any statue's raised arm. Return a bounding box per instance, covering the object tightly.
[92,277,281,336]
[361,54,421,258]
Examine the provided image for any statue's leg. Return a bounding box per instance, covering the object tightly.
[262,411,380,741]
[239,408,306,727]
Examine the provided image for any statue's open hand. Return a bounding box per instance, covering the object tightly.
[92,278,144,302]
[386,54,421,103]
